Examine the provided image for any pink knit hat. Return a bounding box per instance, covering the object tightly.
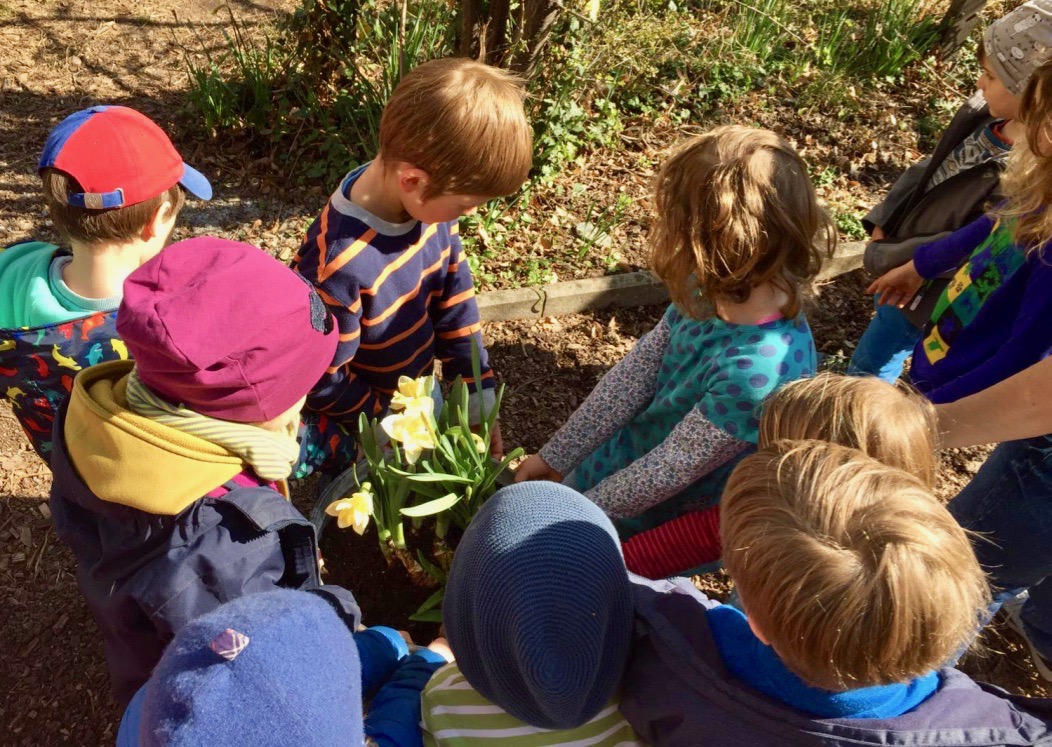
[117,237,337,423]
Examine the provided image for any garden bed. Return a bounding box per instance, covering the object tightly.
[1,0,1047,743]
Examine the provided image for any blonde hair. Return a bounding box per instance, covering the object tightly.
[650,125,835,320]
[379,58,533,200]
[759,373,938,487]
[996,58,1052,253]
[41,168,185,246]
[722,441,989,691]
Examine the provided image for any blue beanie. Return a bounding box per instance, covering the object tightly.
[127,590,363,746]
[443,482,634,730]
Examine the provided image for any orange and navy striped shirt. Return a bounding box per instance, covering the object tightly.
[293,168,494,426]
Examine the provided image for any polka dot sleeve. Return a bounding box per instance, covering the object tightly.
[539,316,672,475]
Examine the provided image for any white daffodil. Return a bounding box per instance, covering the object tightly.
[325,482,374,535]
[381,410,436,464]
[389,375,435,418]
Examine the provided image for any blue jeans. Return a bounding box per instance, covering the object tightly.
[847,300,924,384]
[949,434,1052,659]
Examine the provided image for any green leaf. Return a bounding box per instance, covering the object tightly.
[416,550,447,583]
[475,447,525,498]
[400,493,462,517]
[389,467,473,484]
[415,586,445,614]
[408,607,444,623]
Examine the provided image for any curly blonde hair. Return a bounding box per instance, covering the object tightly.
[996,58,1052,253]
[650,125,835,320]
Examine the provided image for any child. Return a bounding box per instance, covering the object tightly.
[0,105,211,460]
[117,590,368,746]
[849,0,1052,383]
[870,58,1052,681]
[516,125,834,543]
[48,238,361,705]
[293,58,533,456]
[421,482,643,745]
[622,373,937,579]
[371,482,643,746]
[117,589,449,747]
[620,440,1052,746]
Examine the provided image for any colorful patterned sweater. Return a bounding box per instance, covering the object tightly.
[0,241,126,459]
[540,305,815,533]
[0,242,353,474]
[911,214,1052,404]
[294,167,495,428]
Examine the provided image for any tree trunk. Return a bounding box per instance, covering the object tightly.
[937,0,988,59]
[484,0,512,67]
[459,0,482,58]
[510,0,561,77]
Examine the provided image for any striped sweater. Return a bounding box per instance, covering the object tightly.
[294,167,494,427]
[421,663,644,746]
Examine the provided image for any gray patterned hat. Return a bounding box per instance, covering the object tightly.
[984,0,1052,95]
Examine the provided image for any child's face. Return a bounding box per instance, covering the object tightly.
[407,190,493,225]
[978,56,1022,120]
[395,165,497,224]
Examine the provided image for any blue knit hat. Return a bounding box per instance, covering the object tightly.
[118,590,363,746]
[443,482,634,730]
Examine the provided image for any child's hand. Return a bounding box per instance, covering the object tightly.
[514,454,564,483]
[427,637,454,662]
[871,225,886,241]
[489,421,504,459]
[867,260,924,308]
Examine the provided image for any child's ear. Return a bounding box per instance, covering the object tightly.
[398,166,431,198]
[142,198,176,242]
[745,608,771,646]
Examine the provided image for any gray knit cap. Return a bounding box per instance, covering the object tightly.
[443,482,634,730]
[984,0,1052,95]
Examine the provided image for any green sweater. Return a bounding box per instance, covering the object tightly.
[0,241,120,329]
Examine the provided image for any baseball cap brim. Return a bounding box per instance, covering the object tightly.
[179,163,213,201]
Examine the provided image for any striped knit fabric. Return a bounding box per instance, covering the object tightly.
[621,504,722,579]
[125,368,300,481]
[293,168,494,426]
[421,663,644,747]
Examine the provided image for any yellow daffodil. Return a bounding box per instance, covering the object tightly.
[389,375,435,418]
[326,482,374,535]
[381,410,436,464]
[470,432,487,454]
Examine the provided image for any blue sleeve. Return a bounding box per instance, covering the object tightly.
[365,651,448,747]
[116,685,146,746]
[353,626,409,697]
[913,214,995,278]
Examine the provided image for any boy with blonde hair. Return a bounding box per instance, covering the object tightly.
[294,58,533,454]
[0,106,211,460]
[622,441,1052,745]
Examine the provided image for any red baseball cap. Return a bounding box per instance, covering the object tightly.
[38,106,211,209]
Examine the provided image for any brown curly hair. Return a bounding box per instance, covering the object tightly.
[650,125,835,320]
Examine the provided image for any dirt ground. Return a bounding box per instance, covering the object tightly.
[0,0,1048,743]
